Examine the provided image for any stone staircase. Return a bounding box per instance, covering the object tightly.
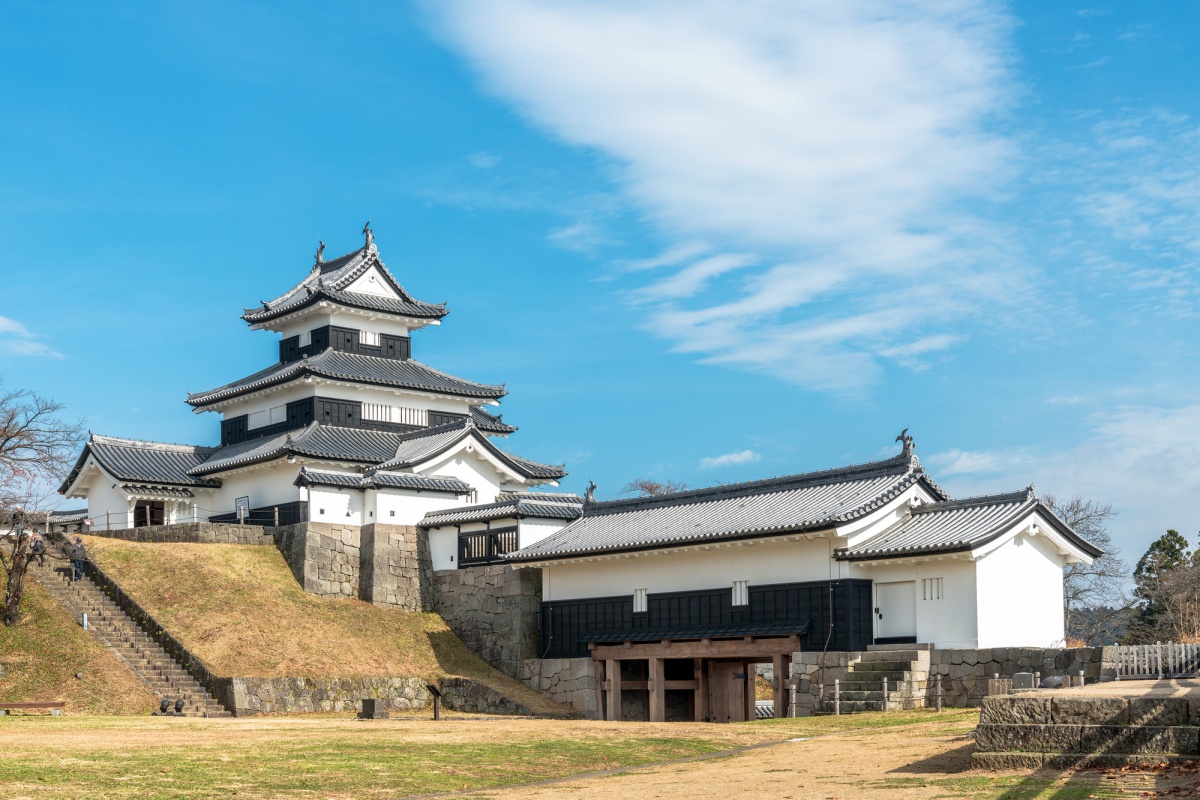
[820,649,930,713]
[30,560,229,717]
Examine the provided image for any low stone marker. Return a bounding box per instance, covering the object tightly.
[358,699,389,720]
[1012,672,1035,691]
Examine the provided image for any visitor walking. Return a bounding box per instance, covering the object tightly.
[30,533,46,567]
[70,536,86,583]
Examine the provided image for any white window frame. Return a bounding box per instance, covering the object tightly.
[922,577,944,600]
[633,588,648,614]
[297,330,311,347]
[362,402,393,422]
[360,330,381,346]
[732,580,750,607]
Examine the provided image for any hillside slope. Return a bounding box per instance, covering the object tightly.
[81,536,568,715]
[0,576,158,714]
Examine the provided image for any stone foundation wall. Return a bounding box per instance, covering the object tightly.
[433,565,542,679]
[359,524,433,611]
[84,522,273,545]
[272,522,360,598]
[219,675,538,717]
[521,658,597,718]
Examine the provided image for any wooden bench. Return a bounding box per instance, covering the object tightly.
[0,702,67,716]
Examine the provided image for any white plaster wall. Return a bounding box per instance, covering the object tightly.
[277,310,414,340]
[419,450,505,503]
[518,518,570,549]
[308,485,364,526]
[220,384,312,422]
[208,461,304,517]
[428,526,458,571]
[344,265,400,298]
[80,466,132,531]
[373,488,469,527]
[975,527,1067,648]
[838,484,937,550]
[218,383,476,422]
[542,536,839,602]
[851,558,978,648]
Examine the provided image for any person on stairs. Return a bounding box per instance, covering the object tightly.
[30,533,46,567]
[70,536,86,583]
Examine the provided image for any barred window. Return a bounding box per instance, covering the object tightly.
[360,330,381,346]
[922,577,944,600]
[732,580,750,607]
[633,588,648,614]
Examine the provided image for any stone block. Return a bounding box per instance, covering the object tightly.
[1012,672,1035,690]
[976,724,1079,752]
[1130,698,1189,727]
[1080,725,1198,755]
[971,752,1045,770]
[1052,697,1128,726]
[982,696,1050,725]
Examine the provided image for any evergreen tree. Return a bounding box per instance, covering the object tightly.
[1128,529,1192,641]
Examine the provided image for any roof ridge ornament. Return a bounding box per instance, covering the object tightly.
[585,480,597,504]
[895,428,915,459]
[314,240,325,266]
[362,220,374,250]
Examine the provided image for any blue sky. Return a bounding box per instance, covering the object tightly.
[2,2,1198,566]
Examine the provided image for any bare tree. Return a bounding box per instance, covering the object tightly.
[0,382,84,625]
[1042,494,1131,644]
[621,478,689,497]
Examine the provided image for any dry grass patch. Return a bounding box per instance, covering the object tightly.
[0,577,157,714]
[81,536,566,714]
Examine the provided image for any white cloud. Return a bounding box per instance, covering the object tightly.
[699,449,762,469]
[432,0,1021,393]
[0,316,63,359]
[468,151,500,169]
[546,220,613,254]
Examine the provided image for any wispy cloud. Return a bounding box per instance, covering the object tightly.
[0,316,63,359]
[433,0,1022,394]
[699,449,761,469]
[468,151,500,169]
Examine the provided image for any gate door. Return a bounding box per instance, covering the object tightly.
[875,581,917,643]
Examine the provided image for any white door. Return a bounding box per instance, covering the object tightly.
[875,581,916,641]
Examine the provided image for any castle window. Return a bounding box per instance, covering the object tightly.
[633,588,648,614]
[360,330,381,346]
[922,577,944,600]
[732,580,749,606]
[297,331,311,347]
[363,403,393,422]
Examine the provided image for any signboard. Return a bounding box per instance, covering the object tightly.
[235,496,250,523]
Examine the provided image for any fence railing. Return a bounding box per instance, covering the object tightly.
[458,528,519,567]
[1114,642,1200,680]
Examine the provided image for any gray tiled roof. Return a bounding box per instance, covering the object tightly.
[376,420,567,482]
[508,453,942,562]
[48,508,89,523]
[186,348,506,407]
[60,434,220,493]
[471,406,517,434]
[835,489,1103,561]
[121,484,197,498]
[241,244,447,325]
[293,466,470,494]
[189,423,405,476]
[419,492,584,527]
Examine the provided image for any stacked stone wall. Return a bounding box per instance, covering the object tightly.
[433,565,541,679]
[521,658,597,718]
[272,522,360,598]
[358,524,433,611]
[220,676,538,717]
[84,522,273,545]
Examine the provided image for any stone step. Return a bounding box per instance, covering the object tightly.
[847,669,916,682]
[851,660,916,673]
[859,649,925,663]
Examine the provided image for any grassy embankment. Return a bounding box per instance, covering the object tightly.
[0,709,981,799]
[0,578,157,714]
[80,536,565,714]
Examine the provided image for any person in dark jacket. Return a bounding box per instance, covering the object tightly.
[30,533,46,567]
[70,537,85,582]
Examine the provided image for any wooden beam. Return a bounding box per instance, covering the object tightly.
[664,680,698,691]
[772,653,788,719]
[695,658,709,723]
[649,657,665,722]
[744,660,755,722]
[590,637,801,661]
[606,659,621,722]
[594,659,605,721]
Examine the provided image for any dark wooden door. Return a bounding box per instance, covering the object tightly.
[708,661,748,723]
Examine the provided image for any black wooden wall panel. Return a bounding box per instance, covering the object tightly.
[317,398,360,427]
[429,411,468,428]
[540,578,873,659]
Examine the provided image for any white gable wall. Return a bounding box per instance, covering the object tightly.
[418,448,506,504]
[975,524,1067,648]
[345,265,400,298]
[851,558,979,648]
[520,518,571,550]
[542,535,837,603]
[75,461,132,531]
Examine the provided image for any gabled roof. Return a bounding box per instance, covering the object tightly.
[509,452,944,563]
[60,434,220,493]
[419,492,584,527]
[185,348,507,407]
[241,242,447,325]
[48,508,89,523]
[834,489,1104,561]
[292,466,471,494]
[374,420,567,482]
[471,406,517,434]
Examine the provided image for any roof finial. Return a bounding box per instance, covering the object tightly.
[585,480,597,503]
[895,428,914,458]
[314,240,325,264]
[362,220,374,249]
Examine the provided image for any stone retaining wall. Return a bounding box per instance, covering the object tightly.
[219,675,539,716]
[84,522,273,545]
[358,524,433,611]
[433,565,541,679]
[521,658,597,718]
[928,646,1111,707]
[272,522,360,598]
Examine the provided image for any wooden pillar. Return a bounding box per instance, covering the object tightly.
[594,660,606,721]
[606,659,621,722]
[773,653,789,719]
[694,658,708,722]
[744,661,755,722]
[649,657,665,722]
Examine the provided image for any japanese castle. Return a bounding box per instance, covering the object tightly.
[60,226,571,531]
